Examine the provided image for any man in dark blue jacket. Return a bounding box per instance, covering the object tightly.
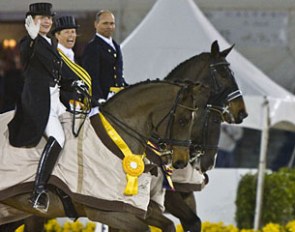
[82,10,128,117]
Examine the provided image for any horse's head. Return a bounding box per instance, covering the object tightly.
[150,82,210,169]
[164,41,248,172]
[165,40,248,124]
[189,110,222,172]
[207,40,248,124]
[100,80,210,169]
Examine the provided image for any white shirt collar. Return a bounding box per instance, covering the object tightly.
[96,33,116,50]
[40,34,51,45]
[58,43,75,62]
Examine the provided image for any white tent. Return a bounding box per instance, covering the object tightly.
[121,0,295,229]
[122,0,295,131]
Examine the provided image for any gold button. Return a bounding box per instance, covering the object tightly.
[108,49,111,53]
[113,67,116,70]
[114,75,117,79]
[114,53,117,58]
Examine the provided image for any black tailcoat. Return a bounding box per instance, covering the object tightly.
[8,35,62,147]
[82,35,127,103]
[59,57,91,110]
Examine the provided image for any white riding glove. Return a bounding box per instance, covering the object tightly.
[98,98,106,105]
[25,15,40,40]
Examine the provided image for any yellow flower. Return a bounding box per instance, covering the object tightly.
[45,219,61,232]
[261,223,282,232]
[240,229,256,232]
[83,221,96,232]
[286,220,295,232]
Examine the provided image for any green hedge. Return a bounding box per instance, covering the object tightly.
[235,168,295,229]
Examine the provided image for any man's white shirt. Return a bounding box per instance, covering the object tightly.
[96,33,116,50]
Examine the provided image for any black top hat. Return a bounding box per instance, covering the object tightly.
[52,16,80,34]
[26,2,55,17]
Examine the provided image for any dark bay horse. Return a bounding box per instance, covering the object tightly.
[165,40,248,172]
[109,41,248,232]
[163,41,248,232]
[0,80,211,231]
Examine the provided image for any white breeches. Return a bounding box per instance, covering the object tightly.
[44,85,66,147]
[88,106,99,118]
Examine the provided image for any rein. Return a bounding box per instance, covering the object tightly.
[70,81,92,137]
[188,107,219,163]
[99,109,148,148]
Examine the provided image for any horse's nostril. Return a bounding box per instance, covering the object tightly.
[239,111,248,120]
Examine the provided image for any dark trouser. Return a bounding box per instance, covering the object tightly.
[30,136,62,211]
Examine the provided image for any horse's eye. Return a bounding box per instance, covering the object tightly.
[178,118,188,127]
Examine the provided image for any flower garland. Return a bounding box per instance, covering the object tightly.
[15,219,295,232]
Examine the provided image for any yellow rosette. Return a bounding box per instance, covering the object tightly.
[123,155,145,195]
[99,113,145,196]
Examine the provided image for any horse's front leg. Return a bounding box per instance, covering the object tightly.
[165,191,201,232]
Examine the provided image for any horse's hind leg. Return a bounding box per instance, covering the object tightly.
[0,219,24,232]
[143,200,175,232]
[85,209,150,232]
[0,216,47,232]
[23,215,47,232]
[165,191,201,232]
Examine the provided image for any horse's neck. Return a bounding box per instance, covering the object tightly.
[165,56,209,85]
[99,109,148,155]
[101,84,179,155]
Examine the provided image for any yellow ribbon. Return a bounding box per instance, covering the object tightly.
[147,141,175,190]
[58,48,92,95]
[99,113,145,195]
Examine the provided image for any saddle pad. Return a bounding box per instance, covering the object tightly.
[0,111,152,214]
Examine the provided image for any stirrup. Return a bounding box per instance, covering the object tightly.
[29,191,50,213]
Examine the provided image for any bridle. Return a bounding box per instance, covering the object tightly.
[150,84,199,150]
[189,109,219,164]
[100,82,199,153]
[206,61,243,123]
[188,61,243,165]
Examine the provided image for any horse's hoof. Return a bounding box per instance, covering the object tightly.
[28,191,49,213]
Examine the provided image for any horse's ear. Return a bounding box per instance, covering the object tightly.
[220,44,235,57]
[211,40,220,57]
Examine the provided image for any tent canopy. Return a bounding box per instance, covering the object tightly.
[122,0,295,131]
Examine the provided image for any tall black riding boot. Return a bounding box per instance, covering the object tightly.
[29,136,62,213]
